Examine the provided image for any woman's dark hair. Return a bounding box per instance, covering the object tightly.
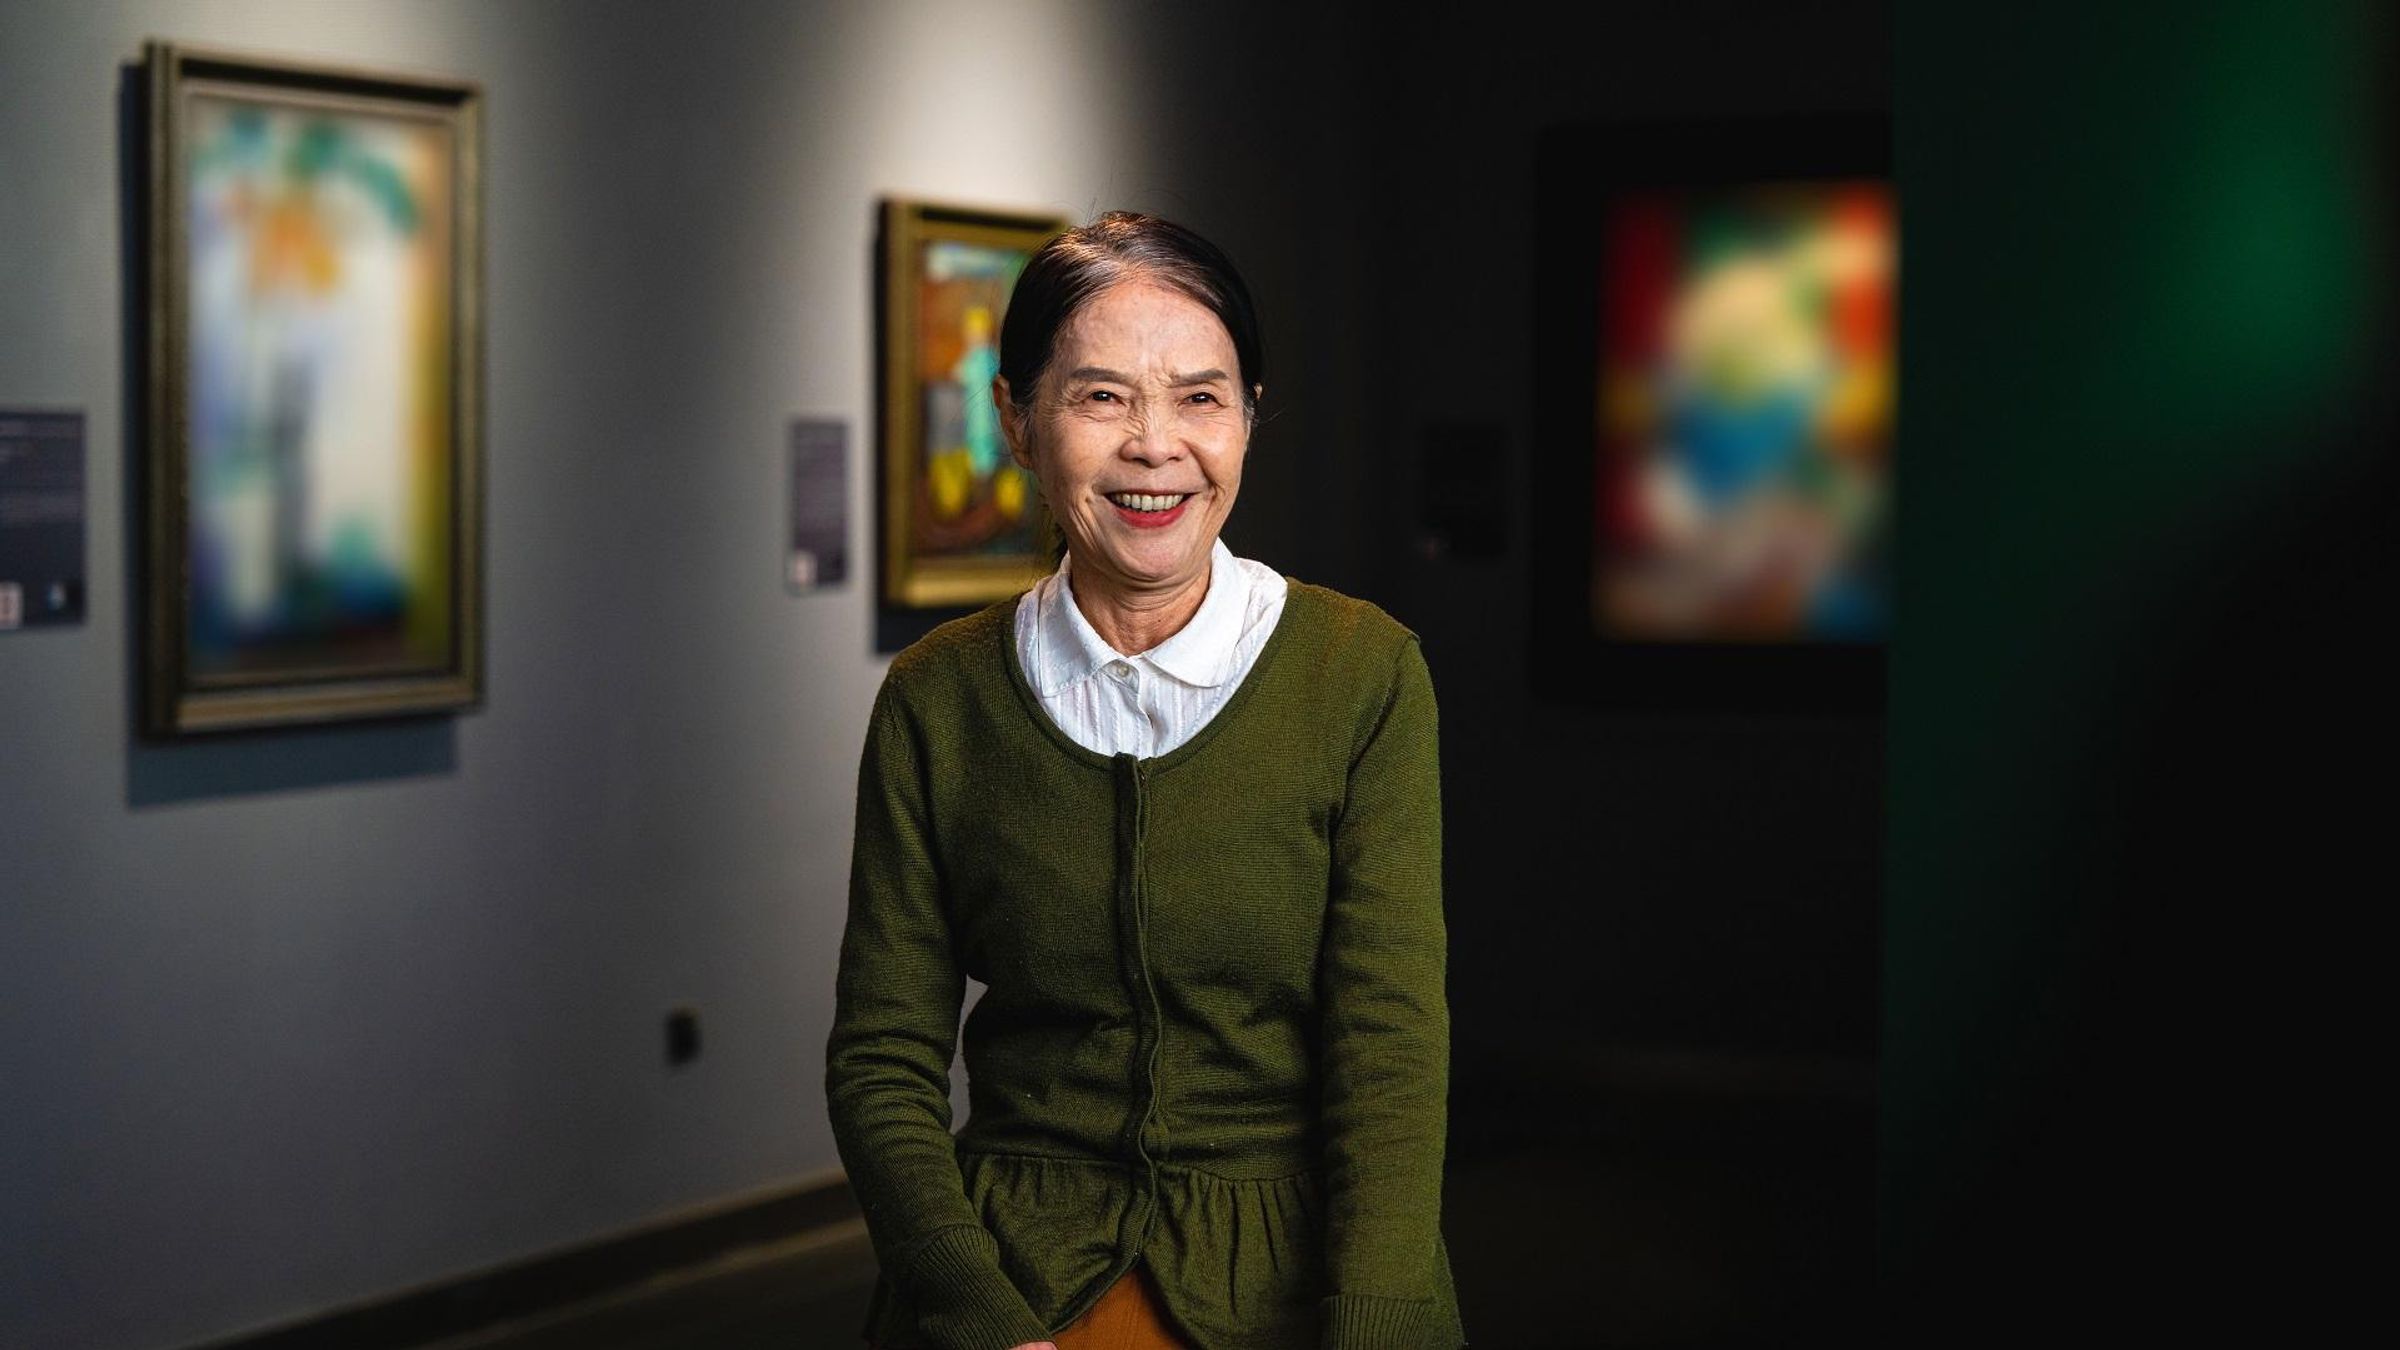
[998,211,1265,423]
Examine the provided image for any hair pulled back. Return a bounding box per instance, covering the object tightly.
[997,211,1265,423]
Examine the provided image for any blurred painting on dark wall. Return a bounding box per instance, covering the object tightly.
[143,42,482,735]
[877,198,1066,609]
[1597,184,1893,641]
[1534,115,1892,711]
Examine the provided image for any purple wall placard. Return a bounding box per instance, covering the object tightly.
[0,408,86,630]
[788,417,848,591]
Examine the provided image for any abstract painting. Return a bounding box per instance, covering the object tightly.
[1530,114,1892,711]
[145,43,481,734]
[878,198,1066,608]
[1594,182,1894,642]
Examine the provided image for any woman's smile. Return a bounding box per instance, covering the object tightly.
[1103,489,1195,527]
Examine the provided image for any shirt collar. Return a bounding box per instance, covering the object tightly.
[1144,539,1250,689]
[1030,539,1250,695]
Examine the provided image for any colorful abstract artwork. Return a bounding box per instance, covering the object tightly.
[879,200,1066,608]
[185,97,453,677]
[1593,183,1895,643]
[146,44,481,734]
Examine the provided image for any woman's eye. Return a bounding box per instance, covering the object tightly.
[1088,390,1118,403]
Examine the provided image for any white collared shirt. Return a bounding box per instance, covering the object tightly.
[1013,538,1290,759]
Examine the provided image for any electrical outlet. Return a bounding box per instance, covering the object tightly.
[665,1006,701,1067]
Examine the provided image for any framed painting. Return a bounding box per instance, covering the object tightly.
[1532,114,1893,712]
[143,41,483,735]
[877,198,1067,609]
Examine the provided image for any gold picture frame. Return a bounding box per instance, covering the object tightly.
[143,41,484,735]
[877,198,1067,609]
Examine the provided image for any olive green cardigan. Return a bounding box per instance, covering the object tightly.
[826,582,1462,1350]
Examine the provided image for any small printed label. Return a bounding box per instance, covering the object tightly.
[788,418,848,592]
[0,409,85,628]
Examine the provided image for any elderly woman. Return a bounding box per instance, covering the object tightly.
[827,212,1462,1350]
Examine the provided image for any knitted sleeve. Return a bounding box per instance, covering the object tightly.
[825,678,1053,1350]
[1316,636,1455,1349]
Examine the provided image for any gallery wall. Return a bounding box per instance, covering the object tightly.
[0,3,1375,1347]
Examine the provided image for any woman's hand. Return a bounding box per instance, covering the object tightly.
[1007,1343,1061,1350]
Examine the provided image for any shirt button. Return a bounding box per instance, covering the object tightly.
[1106,661,1133,680]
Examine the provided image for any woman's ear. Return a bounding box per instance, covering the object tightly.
[994,376,1033,469]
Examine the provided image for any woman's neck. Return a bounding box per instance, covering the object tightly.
[1068,557,1212,657]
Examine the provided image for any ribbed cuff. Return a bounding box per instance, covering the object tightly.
[1321,1292,1443,1348]
[902,1224,1053,1350]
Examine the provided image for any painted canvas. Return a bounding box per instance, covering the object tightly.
[1593,182,1894,643]
[879,200,1066,608]
[184,95,454,678]
[146,43,481,734]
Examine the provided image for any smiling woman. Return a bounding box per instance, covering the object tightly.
[827,212,1464,1350]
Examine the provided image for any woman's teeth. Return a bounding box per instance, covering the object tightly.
[1108,492,1189,512]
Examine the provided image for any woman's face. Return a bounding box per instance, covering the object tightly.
[999,280,1251,604]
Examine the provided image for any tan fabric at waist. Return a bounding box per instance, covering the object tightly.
[869,1262,1191,1350]
[1053,1262,1192,1350]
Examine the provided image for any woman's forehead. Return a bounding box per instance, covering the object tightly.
[1054,281,1236,371]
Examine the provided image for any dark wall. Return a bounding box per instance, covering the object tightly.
[1330,14,1895,1342]
[1885,1,2389,1340]
[1344,5,1893,1080]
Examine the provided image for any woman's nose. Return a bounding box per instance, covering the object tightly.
[1118,414,1180,464]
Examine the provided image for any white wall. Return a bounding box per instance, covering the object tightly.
[0,3,1366,1346]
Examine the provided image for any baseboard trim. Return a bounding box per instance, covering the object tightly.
[187,1169,864,1350]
